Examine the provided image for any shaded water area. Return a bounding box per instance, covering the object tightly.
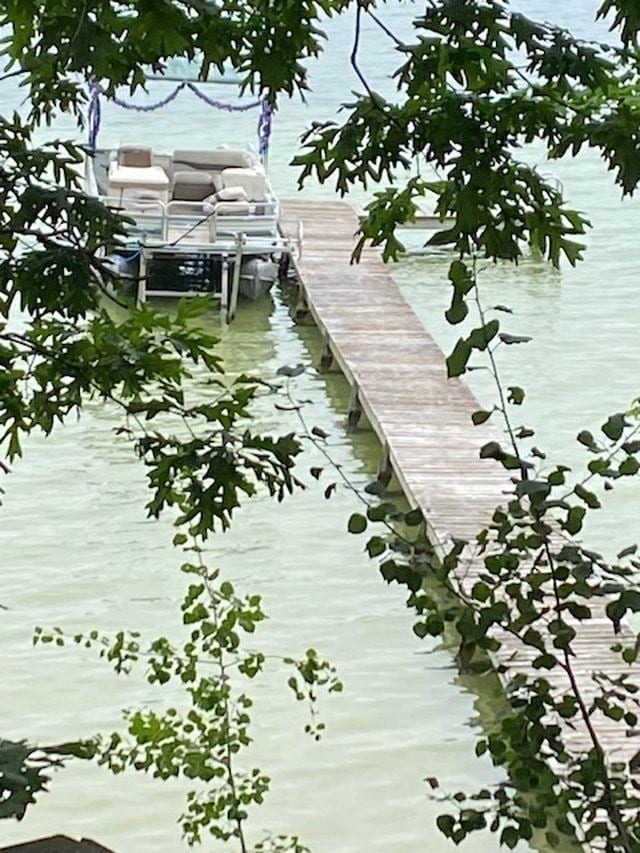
[1,1,639,851]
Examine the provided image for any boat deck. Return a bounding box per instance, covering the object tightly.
[280,199,638,807]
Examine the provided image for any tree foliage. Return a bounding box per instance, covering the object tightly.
[34,554,341,849]
[0,0,351,116]
[296,0,640,264]
[3,0,640,850]
[292,1,640,850]
[0,3,349,846]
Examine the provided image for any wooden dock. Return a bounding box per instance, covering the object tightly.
[280,199,638,826]
[281,200,515,545]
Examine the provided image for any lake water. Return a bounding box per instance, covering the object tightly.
[1,2,638,851]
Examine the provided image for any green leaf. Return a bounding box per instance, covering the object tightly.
[472,410,492,425]
[499,332,532,345]
[447,321,499,378]
[617,544,637,559]
[436,814,456,838]
[468,320,500,351]
[366,536,386,558]
[472,582,491,602]
[577,430,600,451]
[547,467,568,486]
[602,413,627,442]
[446,338,472,378]
[427,228,457,247]
[501,826,520,849]
[445,260,473,325]
[507,386,525,405]
[516,479,550,502]
[564,506,586,534]
[445,299,468,325]
[348,513,367,534]
[619,457,640,476]
[480,441,503,461]
[448,260,471,288]
[367,503,391,522]
[404,508,423,526]
[574,484,601,509]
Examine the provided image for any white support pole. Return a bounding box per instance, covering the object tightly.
[227,234,245,324]
[220,254,230,323]
[137,249,148,305]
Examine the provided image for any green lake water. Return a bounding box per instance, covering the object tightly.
[1,2,638,851]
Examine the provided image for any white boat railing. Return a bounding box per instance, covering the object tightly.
[101,196,167,241]
[100,195,281,245]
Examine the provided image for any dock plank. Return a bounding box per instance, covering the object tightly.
[280,199,639,804]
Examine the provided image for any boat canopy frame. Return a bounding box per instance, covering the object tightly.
[86,78,273,164]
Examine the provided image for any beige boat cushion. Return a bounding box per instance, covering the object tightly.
[172,170,219,201]
[172,148,256,173]
[108,163,170,202]
[215,185,249,202]
[221,168,267,202]
[215,201,251,216]
[118,146,153,168]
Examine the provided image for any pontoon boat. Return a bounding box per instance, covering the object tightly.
[86,142,295,319]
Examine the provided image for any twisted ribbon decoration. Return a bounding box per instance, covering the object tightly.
[258,98,273,158]
[86,80,272,157]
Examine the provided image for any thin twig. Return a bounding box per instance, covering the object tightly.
[544,540,633,851]
[200,551,248,853]
[472,257,527,478]
[0,69,24,83]
[350,2,374,97]
[365,8,405,47]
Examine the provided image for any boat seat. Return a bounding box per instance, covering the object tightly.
[118,146,152,168]
[172,171,221,202]
[215,186,248,202]
[108,162,170,203]
[215,201,251,216]
[221,168,268,202]
[172,148,257,175]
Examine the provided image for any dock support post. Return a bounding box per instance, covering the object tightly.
[294,285,309,323]
[278,251,291,281]
[377,445,393,489]
[319,340,334,373]
[347,386,362,431]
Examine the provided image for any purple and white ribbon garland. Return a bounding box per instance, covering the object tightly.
[87,80,273,157]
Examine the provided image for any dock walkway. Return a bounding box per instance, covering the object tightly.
[280,199,637,788]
